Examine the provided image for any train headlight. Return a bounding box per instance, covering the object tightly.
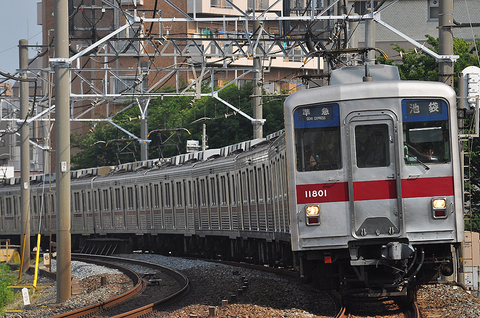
[305,205,320,225]
[432,198,447,219]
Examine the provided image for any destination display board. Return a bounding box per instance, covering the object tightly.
[293,104,340,128]
[402,99,448,122]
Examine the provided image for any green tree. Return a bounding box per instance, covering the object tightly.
[71,82,286,169]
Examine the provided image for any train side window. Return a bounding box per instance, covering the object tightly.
[114,188,121,210]
[13,197,17,216]
[82,191,86,213]
[165,183,171,207]
[176,181,182,207]
[87,192,92,212]
[153,184,160,208]
[200,179,207,207]
[127,187,134,210]
[6,198,12,216]
[192,180,198,207]
[210,177,217,206]
[0,198,4,216]
[73,193,79,213]
[355,124,389,168]
[187,181,193,207]
[145,185,150,209]
[140,186,145,209]
[93,191,98,212]
[103,189,109,211]
[220,176,227,205]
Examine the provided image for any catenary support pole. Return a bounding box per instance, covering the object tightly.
[54,0,72,302]
[438,0,454,87]
[253,19,263,139]
[365,9,376,64]
[19,39,30,274]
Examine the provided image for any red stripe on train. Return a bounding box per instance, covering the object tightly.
[401,176,454,198]
[296,176,454,204]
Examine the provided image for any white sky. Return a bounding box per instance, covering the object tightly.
[0,1,43,75]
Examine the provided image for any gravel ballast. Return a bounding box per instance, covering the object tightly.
[4,254,480,318]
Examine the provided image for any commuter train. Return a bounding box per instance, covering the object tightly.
[0,65,464,296]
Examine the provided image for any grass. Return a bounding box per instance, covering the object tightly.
[0,263,17,315]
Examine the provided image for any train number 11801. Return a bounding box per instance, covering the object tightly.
[305,190,327,198]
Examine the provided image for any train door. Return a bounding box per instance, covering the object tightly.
[346,111,402,238]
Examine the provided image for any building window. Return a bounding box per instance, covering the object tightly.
[211,0,232,9]
[115,76,148,94]
[248,0,268,11]
[428,0,439,20]
[353,0,378,15]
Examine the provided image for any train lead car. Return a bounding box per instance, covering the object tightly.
[284,65,463,295]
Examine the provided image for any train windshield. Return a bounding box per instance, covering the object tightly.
[402,99,450,165]
[293,104,342,171]
[355,124,390,168]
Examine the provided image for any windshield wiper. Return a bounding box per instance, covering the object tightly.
[405,144,430,171]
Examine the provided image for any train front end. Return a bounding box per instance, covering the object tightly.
[284,69,463,295]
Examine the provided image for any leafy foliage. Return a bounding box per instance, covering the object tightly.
[71,82,285,169]
[0,263,16,314]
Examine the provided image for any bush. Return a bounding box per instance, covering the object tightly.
[0,263,17,314]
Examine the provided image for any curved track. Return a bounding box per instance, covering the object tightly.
[52,254,189,318]
[335,293,420,318]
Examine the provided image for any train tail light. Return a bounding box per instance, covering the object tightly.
[432,198,447,219]
[305,205,320,225]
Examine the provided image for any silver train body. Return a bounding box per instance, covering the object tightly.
[0,132,293,264]
[0,66,464,294]
[284,66,463,293]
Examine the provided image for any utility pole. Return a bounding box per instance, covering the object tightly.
[253,17,263,139]
[438,0,454,87]
[140,108,148,161]
[19,39,30,273]
[54,0,72,303]
[365,8,376,64]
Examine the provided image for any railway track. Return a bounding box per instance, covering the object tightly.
[21,253,426,318]
[335,293,420,318]
[51,254,189,318]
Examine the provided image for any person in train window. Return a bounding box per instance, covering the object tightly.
[421,143,438,161]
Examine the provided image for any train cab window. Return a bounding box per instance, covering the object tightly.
[402,99,450,165]
[294,104,342,171]
[355,124,390,168]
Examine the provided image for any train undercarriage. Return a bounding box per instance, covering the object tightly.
[297,241,458,296]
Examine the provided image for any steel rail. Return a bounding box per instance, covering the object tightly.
[50,254,189,318]
[51,255,144,318]
[74,254,189,318]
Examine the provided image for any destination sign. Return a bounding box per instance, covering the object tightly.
[402,99,448,122]
[405,100,442,116]
[294,104,339,128]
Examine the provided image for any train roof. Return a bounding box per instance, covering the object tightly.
[285,76,456,112]
[0,130,285,188]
